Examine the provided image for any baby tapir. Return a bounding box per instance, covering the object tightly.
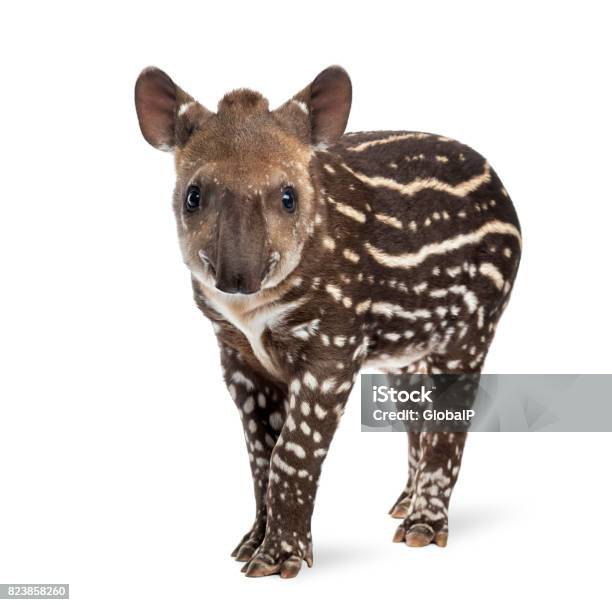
[134,65,521,578]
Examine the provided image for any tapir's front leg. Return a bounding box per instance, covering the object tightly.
[243,366,356,579]
[219,345,287,562]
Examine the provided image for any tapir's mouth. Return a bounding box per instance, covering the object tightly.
[217,282,261,295]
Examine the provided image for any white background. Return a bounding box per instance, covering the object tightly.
[1,1,610,602]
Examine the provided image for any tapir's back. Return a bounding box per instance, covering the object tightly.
[323,131,521,284]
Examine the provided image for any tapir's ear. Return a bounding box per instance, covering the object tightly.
[134,67,212,151]
[275,66,352,147]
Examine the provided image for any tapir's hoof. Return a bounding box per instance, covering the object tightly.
[393,522,448,547]
[241,538,312,579]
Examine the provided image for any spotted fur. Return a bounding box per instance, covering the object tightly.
[135,66,521,578]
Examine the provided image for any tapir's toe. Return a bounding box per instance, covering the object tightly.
[433,531,448,547]
[389,500,412,519]
[279,556,303,579]
[234,542,258,562]
[388,488,413,519]
[231,525,265,562]
[404,523,436,547]
[243,554,281,577]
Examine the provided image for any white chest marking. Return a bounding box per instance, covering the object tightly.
[206,292,307,378]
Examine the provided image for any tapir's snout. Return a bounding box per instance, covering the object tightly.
[200,190,266,296]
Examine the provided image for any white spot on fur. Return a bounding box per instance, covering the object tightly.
[285,442,306,458]
[273,454,296,475]
[231,371,254,391]
[325,283,343,303]
[370,302,431,320]
[243,396,255,414]
[320,378,336,393]
[384,333,401,342]
[291,318,321,341]
[314,404,328,419]
[355,299,371,314]
[374,213,402,229]
[330,200,366,223]
[333,335,347,347]
[177,101,194,116]
[269,412,283,431]
[303,372,318,390]
[343,248,360,263]
[322,236,336,251]
[479,262,505,289]
[335,381,352,394]
[292,99,309,114]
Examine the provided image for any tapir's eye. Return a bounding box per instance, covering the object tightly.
[185,185,201,212]
[281,187,297,213]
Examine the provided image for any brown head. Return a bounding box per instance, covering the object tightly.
[135,66,352,295]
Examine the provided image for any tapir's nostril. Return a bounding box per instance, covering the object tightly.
[215,273,260,295]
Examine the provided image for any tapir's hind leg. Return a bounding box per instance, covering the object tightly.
[388,360,429,520]
[391,354,483,547]
[389,431,421,519]
[392,431,467,547]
